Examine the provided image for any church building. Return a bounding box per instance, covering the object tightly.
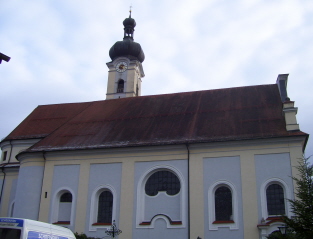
[0,13,309,239]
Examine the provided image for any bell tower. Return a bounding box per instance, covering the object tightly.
[106,11,145,99]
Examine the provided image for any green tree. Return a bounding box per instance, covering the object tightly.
[283,156,313,239]
[267,230,297,239]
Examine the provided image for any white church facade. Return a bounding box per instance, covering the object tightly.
[0,14,309,239]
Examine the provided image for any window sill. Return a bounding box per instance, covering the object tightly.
[140,221,182,225]
[53,221,70,225]
[92,223,112,226]
[213,220,234,224]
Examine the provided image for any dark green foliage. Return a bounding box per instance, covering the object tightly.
[267,230,297,239]
[283,157,313,239]
[74,232,102,239]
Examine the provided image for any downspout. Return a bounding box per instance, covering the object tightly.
[37,151,47,220]
[185,143,190,239]
[0,140,13,206]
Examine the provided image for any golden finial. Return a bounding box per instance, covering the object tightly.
[129,5,132,17]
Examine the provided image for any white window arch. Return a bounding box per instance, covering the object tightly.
[50,187,75,226]
[136,165,186,228]
[89,185,117,231]
[208,181,239,230]
[260,178,291,219]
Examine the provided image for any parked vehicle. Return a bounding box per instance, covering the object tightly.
[0,217,76,239]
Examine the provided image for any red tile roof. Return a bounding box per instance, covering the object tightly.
[3,84,308,153]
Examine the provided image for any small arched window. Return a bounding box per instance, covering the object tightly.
[266,184,285,216]
[97,191,113,224]
[145,170,180,196]
[215,186,233,221]
[117,80,124,93]
[57,191,72,224]
[60,192,72,202]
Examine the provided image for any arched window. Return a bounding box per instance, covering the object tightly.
[97,191,113,224]
[136,166,186,228]
[60,192,72,202]
[58,191,72,223]
[266,184,285,216]
[208,181,238,230]
[215,186,233,221]
[117,80,124,93]
[145,170,180,196]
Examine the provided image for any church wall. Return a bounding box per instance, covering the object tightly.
[187,137,304,239]
[8,177,18,217]
[49,164,80,232]
[133,159,188,239]
[255,153,294,222]
[0,168,19,217]
[13,164,44,220]
[85,162,122,238]
[203,156,244,239]
[8,137,305,239]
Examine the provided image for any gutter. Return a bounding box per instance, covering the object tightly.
[186,143,190,239]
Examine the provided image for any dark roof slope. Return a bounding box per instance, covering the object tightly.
[3,102,92,140]
[4,84,307,153]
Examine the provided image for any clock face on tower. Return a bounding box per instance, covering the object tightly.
[116,61,128,72]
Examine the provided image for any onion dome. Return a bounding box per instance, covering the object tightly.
[109,12,145,63]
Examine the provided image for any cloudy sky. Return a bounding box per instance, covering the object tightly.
[1,0,312,161]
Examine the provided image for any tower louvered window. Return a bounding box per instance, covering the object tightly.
[117,80,124,93]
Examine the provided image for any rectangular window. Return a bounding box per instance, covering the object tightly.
[2,151,8,161]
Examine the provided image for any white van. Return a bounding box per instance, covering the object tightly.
[0,217,76,239]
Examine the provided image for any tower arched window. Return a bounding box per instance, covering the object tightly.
[117,80,124,93]
[214,186,233,221]
[97,191,113,224]
[266,183,285,216]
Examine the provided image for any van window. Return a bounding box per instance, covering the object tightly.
[0,228,21,239]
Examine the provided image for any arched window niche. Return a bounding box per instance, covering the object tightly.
[89,185,117,232]
[208,181,239,230]
[50,188,75,226]
[260,178,291,220]
[136,165,186,229]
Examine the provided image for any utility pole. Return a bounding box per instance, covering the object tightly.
[0,52,10,64]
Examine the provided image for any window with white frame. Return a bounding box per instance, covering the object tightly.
[58,192,72,223]
[89,186,116,231]
[136,166,186,228]
[50,189,74,225]
[260,178,290,220]
[145,170,181,196]
[266,183,285,216]
[214,186,233,221]
[97,190,113,224]
[208,181,239,230]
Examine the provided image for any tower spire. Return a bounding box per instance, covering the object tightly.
[123,9,136,40]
